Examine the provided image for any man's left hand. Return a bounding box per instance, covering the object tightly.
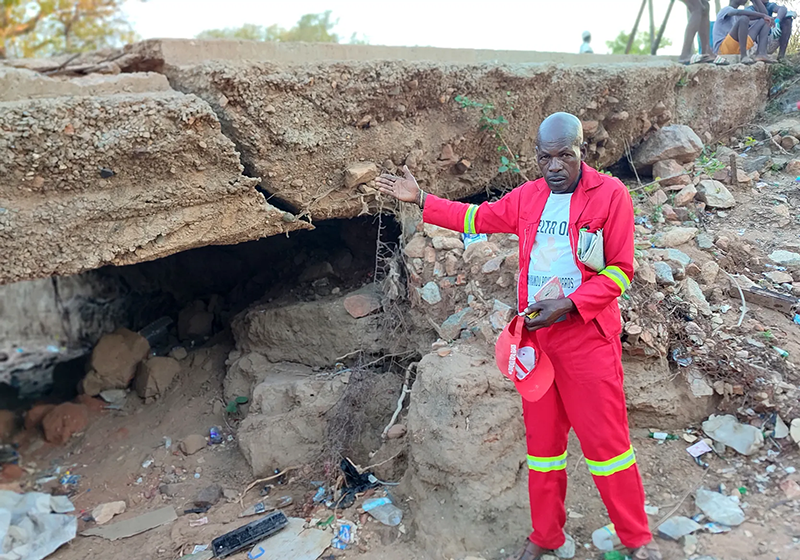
[523,298,576,331]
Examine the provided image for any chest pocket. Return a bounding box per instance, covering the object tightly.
[578,217,606,234]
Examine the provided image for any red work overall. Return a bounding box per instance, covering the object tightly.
[423,163,652,550]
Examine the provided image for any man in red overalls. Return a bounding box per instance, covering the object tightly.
[377,113,662,560]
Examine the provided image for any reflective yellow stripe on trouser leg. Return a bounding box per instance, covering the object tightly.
[463,204,478,234]
[585,446,636,477]
[527,451,567,473]
[599,265,631,294]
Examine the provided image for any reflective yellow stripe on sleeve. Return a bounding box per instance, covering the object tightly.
[463,204,479,234]
[527,451,567,473]
[599,265,631,294]
[585,446,636,477]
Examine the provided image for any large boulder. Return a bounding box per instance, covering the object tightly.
[632,125,704,172]
[231,290,386,368]
[134,356,181,400]
[403,347,529,558]
[237,368,350,475]
[696,180,736,209]
[41,402,89,444]
[224,354,312,403]
[81,328,150,396]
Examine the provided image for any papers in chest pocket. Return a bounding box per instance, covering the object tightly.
[577,228,605,272]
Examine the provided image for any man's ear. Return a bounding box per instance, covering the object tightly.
[579,142,588,161]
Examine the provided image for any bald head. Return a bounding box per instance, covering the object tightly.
[537,112,584,149]
[535,112,586,194]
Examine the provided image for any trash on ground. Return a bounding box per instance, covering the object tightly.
[363,496,403,526]
[643,505,659,515]
[648,431,678,441]
[0,490,77,560]
[704,522,732,534]
[99,389,127,404]
[774,415,790,439]
[82,506,177,540]
[179,552,213,560]
[687,440,713,458]
[331,520,354,550]
[189,516,208,527]
[657,516,702,540]
[248,517,331,560]
[192,544,209,553]
[276,496,292,509]
[212,510,288,558]
[209,427,223,445]
[702,414,764,455]
[240,502,273,518]
[335,458,378,509]
[591,523,620,551]
[695,488,745,526]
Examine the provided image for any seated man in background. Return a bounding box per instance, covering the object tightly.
[713,0,776,64]
[747,0,795,59]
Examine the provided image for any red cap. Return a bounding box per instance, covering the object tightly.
[495,316,555,402]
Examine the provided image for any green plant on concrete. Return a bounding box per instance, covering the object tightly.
[455,93,529,181]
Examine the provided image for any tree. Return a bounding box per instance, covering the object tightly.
[1,0,136,58]
[197,10,367,44]
[606,30,672,55]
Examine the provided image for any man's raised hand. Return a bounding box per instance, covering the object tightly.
[376,165,423,206]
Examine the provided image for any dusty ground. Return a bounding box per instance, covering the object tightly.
[12,334,796,560]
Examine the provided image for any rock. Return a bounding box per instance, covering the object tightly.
[685,263,701,278]
[178,300,214,341]
[770,250,800,267]
[632,125,704,171]
[683,278,712,316]
[92,501,126,525]
[159,483,185,497]
[765,271,793,284]
[134,356,181,400]
[637,262,656,285]
[695,488,745,526]
[180,434,207,455]
[24,404,55,431]
[194,484,223,508]
[649,189,668,206]
[403,236,427,259]
[169,347,188,360]
[786,159,800,174]
[791,418,800,446]
[386,424,407,439]
[440,308,473,340]
[700,262,720,285]
[780,135,799,151]
[780,479,800,500]
[658,516,702,540]
[660,227,698,247]
[702,414,764,455]
[652,159,689,186]
[417,282,442,305]
[344,162,379,188]
[481,257,504,273]
[673,207,691,222]
[463,241,498,264]
[81,328,150,396]
[653,248,692,266]
[661,204,678,222]
[774,415,790,439]
[687,370,714,397]
[674,184,697,207]
[238,372,353,475]
[432,236,463,250]
[740,155,770,173]
[0,464,24,483]
[41,403,89,444]
[343,293,382,318]
[696,233,715,250]
[222,488,238,501]
[0,411,16,442]
[696,180,735,209]
[653,262,675,286]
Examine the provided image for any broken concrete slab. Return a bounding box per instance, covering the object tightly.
[81,506,177,540]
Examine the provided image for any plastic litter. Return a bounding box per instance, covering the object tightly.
[591,523,620,551]
[331,521,353,550]
[363,497,403,526]
[312,487,326,503]
[239,502,272,518]
[0,491,77,560]
[649,432,678,441]
[702,414,764,455]
[209,427,223,445]
[695,488,745,526]
[462,233,488,248]
[686,440,712,458]
[335,458,378,509]
[189,517,208,528]
[657,516,702,540]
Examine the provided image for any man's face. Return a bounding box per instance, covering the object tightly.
[535,139,586,193]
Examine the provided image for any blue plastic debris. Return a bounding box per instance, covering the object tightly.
[793,314,800,325]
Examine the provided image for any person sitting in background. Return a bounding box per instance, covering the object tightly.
[580,31,594,54]
[747,0,796,59]
[712,0,776,64]
[679,0,730,64]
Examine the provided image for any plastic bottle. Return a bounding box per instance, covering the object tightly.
[591,524,620,551]
[363,497,403,526]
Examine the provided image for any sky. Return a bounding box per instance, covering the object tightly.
[122,0,697,56]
